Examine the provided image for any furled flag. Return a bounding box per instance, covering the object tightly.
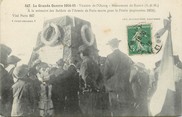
[150,14,176,116]
[153,14,172,54]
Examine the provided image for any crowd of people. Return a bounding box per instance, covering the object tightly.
[0,38,179,117]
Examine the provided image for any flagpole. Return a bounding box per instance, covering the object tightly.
[149,13,176,116]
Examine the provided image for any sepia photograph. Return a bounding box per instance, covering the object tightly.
[1,0,182,116]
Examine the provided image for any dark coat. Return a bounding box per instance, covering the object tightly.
[131,69,149,101]
[0,65,13,116]
[65,65,79,95]
[104,49,133,102]
[49,67,66,115]
[11,78,35,116]
[79,57,107,116]
[50,65,81,116]
[130,68,149,116]
[79,56,103,90]
[64,65,81,115]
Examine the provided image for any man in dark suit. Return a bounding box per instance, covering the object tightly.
[0,44,13,116]
[50,58,81,116]
[79,44,105,117]
[104,38,134,116]
[49,59,66,116]
[79,45,103,91]
[63,58,81,116]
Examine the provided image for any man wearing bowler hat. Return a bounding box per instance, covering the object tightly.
[104,38,134,116]
[0,44,13,116]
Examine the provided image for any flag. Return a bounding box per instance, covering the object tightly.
[153,17,171,54]
[154,19,170,40]
[150,15,176,116]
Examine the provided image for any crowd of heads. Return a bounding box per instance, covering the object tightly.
[0,38,159,117]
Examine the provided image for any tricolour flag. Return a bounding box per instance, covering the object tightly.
[150,14,176,116]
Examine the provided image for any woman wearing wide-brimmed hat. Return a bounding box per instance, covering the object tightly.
[11,64,35,116]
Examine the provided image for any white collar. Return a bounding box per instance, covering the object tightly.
[0,63,5,68]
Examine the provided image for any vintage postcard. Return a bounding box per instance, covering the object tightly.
[1,0,182,116]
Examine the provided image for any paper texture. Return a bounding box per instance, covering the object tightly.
[1,0,182,65]
[1,0,182,116]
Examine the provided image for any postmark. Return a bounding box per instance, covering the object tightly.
[127,24,153,55]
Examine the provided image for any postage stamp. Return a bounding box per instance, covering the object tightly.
[127,24,153,55]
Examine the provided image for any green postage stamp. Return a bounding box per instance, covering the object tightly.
[127,24,152,55]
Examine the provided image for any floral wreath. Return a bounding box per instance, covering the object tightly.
[41,23,61,46]
[81,25,95,46]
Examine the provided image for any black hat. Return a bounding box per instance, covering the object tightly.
[106,38,121,46]
[7,55,21,65]
[56,58,65,65]
[0,44,12,56]
[107,38,121,47]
